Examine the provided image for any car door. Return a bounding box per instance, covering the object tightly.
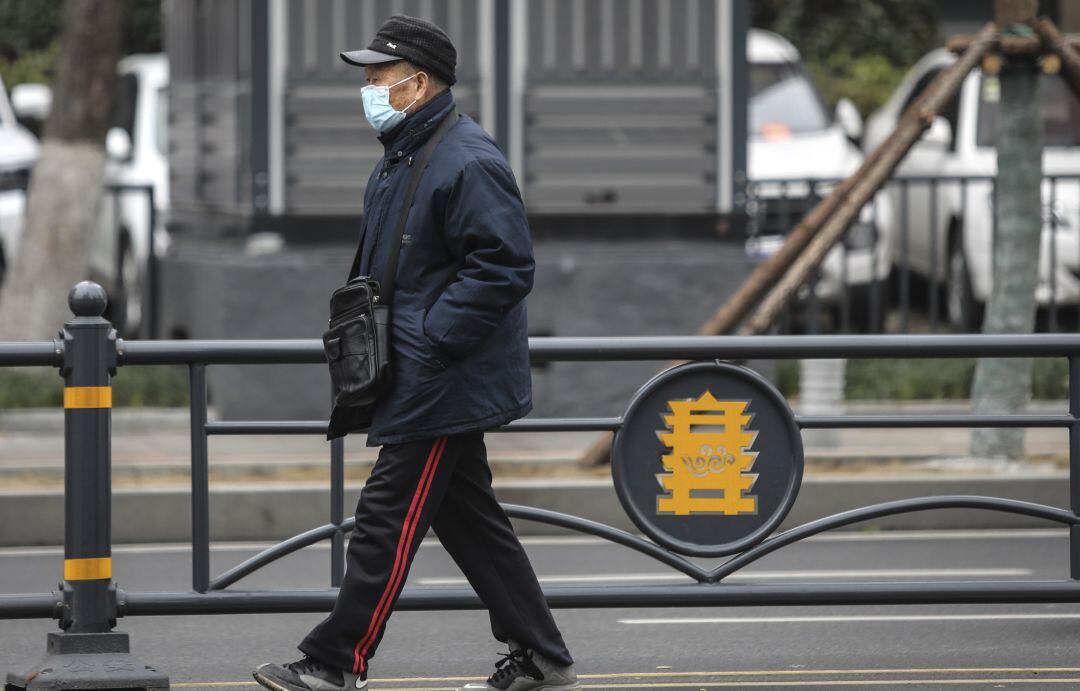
[891,67,947,278]
[890,66,964,284]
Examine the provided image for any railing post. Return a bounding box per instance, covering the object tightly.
[1070,355,1080,579]
[5,282,168,691]
[190,362,210,593]
[146,185,159,340]
[330,436,345,586]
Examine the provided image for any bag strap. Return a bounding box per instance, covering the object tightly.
[345,218,367,282]
[346,106,460,293]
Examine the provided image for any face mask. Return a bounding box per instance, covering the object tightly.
[361,72,421,133]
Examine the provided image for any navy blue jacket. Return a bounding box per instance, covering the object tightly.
[354,91,534,446]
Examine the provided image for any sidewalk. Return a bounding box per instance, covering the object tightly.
[0,399,1062,485]
[0,400,1073,545]
[0,400,1069,487]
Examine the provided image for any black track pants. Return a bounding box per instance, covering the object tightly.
[299,431,573,675]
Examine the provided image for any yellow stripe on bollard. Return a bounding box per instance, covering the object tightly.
[64,387,112,409]
[64,557,112,581]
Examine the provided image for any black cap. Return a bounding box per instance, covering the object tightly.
[340,15,457,86]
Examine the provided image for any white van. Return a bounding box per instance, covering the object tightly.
[90,53,170,335]
[9,54,169,335]
[0,75,41,287]
[745,30,896,331]
[864,49,1080,330]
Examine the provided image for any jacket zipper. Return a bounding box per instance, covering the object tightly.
[329,306,370,329]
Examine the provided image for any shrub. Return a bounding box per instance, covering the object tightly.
[806,52,909,116]
[0,0,161,89]
[753,0,939,116]
[0,365,188,409]
[775,358,1068,400]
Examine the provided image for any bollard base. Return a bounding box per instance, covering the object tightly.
[5,631,169,691]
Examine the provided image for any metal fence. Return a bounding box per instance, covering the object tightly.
[746,174,1080,334]
[5,282,1080,686]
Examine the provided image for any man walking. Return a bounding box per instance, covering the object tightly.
[253,15,578,691]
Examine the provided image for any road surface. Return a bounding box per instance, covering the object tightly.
[4,529,1080,689]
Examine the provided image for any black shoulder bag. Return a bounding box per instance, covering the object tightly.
[324,107,459,439]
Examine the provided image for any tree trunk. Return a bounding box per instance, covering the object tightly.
[969,57,1043,460]
[0,0,126,339]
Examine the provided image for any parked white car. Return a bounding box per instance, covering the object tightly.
[0,75,40,287]
[745,30,895,331]
[864,49,1080,330]
[10,53,169,335]
[91,53,170,335]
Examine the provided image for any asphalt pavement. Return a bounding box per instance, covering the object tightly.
[5,529,1080,689]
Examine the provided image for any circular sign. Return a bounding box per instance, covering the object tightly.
[612,361,803,557]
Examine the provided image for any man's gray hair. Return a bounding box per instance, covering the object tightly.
[399,59,448,92]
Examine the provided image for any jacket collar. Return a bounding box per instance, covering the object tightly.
[378,89,455,161]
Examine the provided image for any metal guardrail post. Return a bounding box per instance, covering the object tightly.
[5,282,168,691]
[190,362,210,593]
[330,436,345,587]
[146,186,159,340]
[1071,355,1080,579]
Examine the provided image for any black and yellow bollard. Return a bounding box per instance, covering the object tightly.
[6,282,168,691]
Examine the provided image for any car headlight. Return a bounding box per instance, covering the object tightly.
[844,221,879,251]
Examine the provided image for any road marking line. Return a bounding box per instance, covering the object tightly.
[374,667,1080,681]
[570,681,1080,688]
[620,613,1080,625]
[417,568,1032,586]
[805,528,1066,542]
[169,668,1080,687]
[173,678,1080,690]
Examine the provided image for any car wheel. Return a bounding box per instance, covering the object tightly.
[849,277,888,333]
[113,234,143,337]
[946,239,982,332]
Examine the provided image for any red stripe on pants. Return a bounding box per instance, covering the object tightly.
[352,436,447,674]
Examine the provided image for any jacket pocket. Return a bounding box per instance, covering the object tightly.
[323,314,381,406]
[420,307,449,371]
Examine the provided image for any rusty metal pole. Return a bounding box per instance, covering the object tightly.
[740,23,998,336]
[578,23,998,467]
[695,161,876,337]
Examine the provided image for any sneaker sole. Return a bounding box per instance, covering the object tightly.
[253,669,303,691]
[253,667,367,691]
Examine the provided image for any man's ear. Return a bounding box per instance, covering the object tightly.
[414,71,431,99]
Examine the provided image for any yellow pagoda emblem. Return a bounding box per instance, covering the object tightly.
[656,390,759,516]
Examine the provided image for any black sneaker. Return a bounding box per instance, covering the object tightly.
[460,644,579,690]
[253,655,367,691]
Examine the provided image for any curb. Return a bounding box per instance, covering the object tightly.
[0,473,1070,546]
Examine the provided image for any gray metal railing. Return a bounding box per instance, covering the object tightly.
[747,174,1080,334]
[4,282,1080,687]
